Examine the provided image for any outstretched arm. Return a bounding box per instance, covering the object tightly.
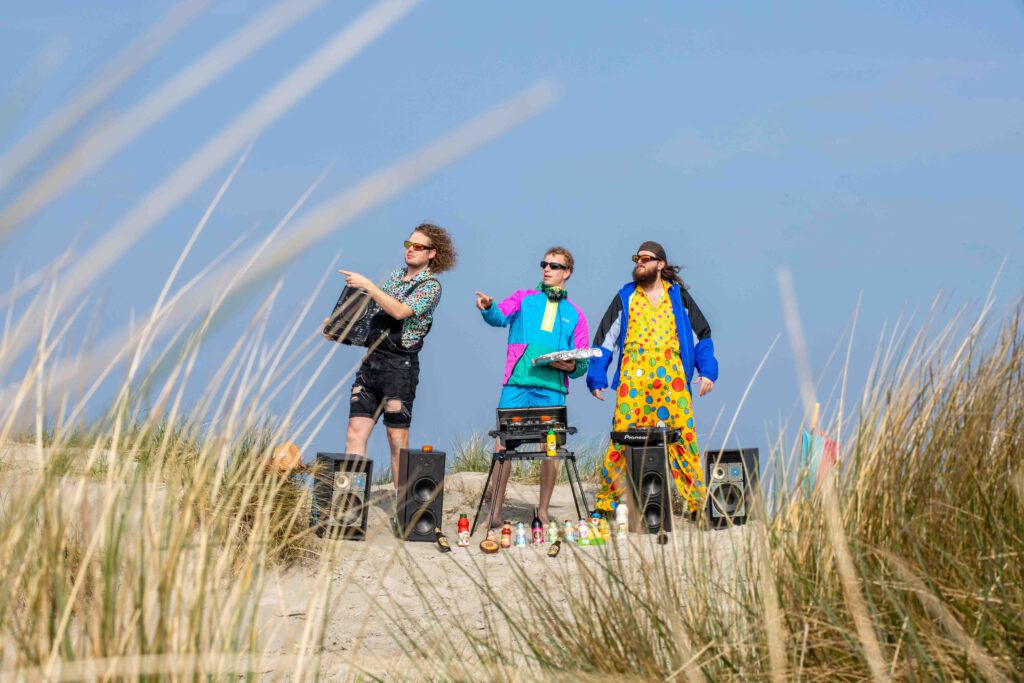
[340,270,413,319]
[479,290,525,327]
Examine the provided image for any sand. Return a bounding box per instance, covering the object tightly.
[0,445,756,678]
[255,471,757,678]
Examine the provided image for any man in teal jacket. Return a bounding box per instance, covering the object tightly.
[475,246,590,526]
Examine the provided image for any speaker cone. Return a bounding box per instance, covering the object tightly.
[641,472,663,497]
[643,503,663,530]
[712,465,726,481]
[711,483,742,517]
[412,509,436,536]
[335,473,351,490]
[333,492,362,526]
[413,477,437,504]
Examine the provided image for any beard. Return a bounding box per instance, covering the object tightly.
[632,266,658,287]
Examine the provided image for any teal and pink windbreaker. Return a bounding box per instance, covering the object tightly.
[480,289,590,393]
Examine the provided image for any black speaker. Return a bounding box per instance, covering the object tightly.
[705,448,759,528]
[626,444,673,534]
[396,448,446,542]
[312,453,373,539]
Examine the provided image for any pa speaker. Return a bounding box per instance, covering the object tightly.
[626,445,673,534]
[705,448,759,528]
[396,448,445,542]
[312,453,373,539]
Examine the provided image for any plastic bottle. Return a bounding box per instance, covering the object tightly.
[598,518,612,544]
[577,519,590,546]
[531,509,544,544]
[563,520,576,544]
[589,513,604,546]
[615,502,629,539]
[545,520,558,544]
[546,428,557,457]
[457,513,470,547]
[515,522,528,547]
[500,521,512,548]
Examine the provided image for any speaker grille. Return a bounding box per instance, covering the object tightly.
[396,449,446,542]
[412,477,437,504]
[625,443,672,534]
[641,472,663,497]
[710,483,744,518]
[312,453,372,540]
[412,510,437,536]
[643,503,664,530]
[332,492,363,526]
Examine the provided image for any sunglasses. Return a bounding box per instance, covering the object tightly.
[404,240,433,252]
[539,260,570,271]
[632,254,662,264]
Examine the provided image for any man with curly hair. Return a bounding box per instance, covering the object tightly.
[337,223,457,487]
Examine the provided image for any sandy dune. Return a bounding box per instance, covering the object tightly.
[257,471,756,677]
[0,445,755,678]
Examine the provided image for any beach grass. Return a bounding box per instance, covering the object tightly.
[389,302,1024,681]
[2,274,1021,681]
[1,5,1021,678]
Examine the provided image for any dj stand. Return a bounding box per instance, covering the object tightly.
[470,407,589,535]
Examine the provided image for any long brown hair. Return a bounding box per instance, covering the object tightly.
[661,262,687,289]
[413,223,457,274]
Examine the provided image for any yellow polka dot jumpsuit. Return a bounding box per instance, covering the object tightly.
[595,283,705,513]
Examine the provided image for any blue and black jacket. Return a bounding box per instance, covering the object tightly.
[586,281,719,392]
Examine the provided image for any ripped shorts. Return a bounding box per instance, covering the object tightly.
[348,348,420,429]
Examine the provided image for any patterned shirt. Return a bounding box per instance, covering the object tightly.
[624,281,679,357]
[380,267,441,348]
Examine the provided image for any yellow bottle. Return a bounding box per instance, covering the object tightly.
[546,427,557,457]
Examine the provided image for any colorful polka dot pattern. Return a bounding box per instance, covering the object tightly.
[595,284,705,513]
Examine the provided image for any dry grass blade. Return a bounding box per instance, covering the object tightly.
[778,267,891,682]
[0,0,420,364]
[882,551,1011,683]
[3,80,557,406]
[0,0,210,195]
[0,0,326,232]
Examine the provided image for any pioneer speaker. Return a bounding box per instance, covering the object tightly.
[625,443,673,534]
[396,447,446,542]
[705,448,759,528]
[312,453,373,539]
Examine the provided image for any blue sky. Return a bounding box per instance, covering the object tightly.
[2,1,1023,485]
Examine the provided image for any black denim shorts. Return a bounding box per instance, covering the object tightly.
[349,348,420,428]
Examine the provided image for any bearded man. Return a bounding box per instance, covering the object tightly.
[587,240,719,516]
